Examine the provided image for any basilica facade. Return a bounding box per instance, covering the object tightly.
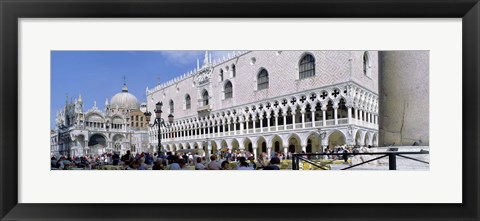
[50,84,149,157]
[145,51,379,159]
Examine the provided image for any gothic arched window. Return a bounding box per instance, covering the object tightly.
[220,69,224,81]
[363,51,371,77]
[232,64,236,77]
[169,100,174,114]
[257,69,269,90]
[185,94,191,109]
[202,90,209,106]
[299,54,316,79]
[224,81,233,99]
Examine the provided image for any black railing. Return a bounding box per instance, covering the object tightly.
[292,150,429,170]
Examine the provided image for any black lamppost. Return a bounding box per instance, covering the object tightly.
[144,102,174,157]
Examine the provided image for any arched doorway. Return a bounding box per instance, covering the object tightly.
[306,139,312,153]
[274,141,280,152]
[305,132,321,153]
[328,130,346,149]
[364,133,370,147]
[88,134,107,156]
[288,134,302,153]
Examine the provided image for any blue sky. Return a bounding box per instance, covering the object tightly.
[51,51,229,129]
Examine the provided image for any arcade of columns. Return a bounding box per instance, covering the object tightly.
[148,82,379,159]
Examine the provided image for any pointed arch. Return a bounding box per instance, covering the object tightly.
[257,68,269,90]
[224,80,233,99]
[185,94,191,109]
[299,53,316,79]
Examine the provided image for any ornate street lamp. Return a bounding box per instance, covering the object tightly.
[144,101,174,157]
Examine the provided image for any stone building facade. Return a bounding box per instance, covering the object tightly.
[50,84,149,157]
[146,51,379,159]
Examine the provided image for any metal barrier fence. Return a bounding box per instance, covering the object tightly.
[292,150,429,170]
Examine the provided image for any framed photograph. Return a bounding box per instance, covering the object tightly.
[1,0,478,220]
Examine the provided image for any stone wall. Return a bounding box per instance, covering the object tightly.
[378,51,429,146]
[147,51,379,120]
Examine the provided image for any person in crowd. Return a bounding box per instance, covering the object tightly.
[138,158,148,170]
[153,153,158,162]
[258,152,269,167]
[343,148,349,163]
[221,160,230,170]
[178,159,188,170]
[51,156,57,168]
[195,157,205,170]
[207,155,221,170]
[112,152,120,165]
[152,159,164,170]
[263,157,281,170]
[238,157,254,170]
[143,153,151,165]
[166,152,174,163]
[168,155,181,170]
[247,156,257,170]
[126,160,140,170]
[324,147,330,160]
[121,150,133,165]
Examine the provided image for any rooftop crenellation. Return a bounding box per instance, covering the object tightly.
[146,50,249,95]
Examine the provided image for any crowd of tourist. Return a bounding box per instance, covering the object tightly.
[50,149,284,170]
[51,145,365,170]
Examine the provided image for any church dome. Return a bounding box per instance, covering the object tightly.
[110,84,140,110]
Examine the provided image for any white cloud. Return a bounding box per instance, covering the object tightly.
[159,51,203,65]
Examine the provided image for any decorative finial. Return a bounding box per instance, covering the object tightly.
[123,75,126,85]
[203,50,209,66]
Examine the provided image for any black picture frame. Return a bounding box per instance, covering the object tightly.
[1,0,479,220]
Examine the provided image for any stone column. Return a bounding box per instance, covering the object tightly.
[379,51,429,146]
[252,117,256,133]
[259,116,264,133]
[227,120,231,136]
[239,118,244,135]
[233,120,237,135]
[283,112,287,130]
[333,105,338,125]
[266,115,271,132]
[292,110,296,129]
[322,107,327,126]
[252,146,258,160]
[355,108,359,123]
[311,107,316,127]
[207,143,212,161]
[301,109,306,128]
